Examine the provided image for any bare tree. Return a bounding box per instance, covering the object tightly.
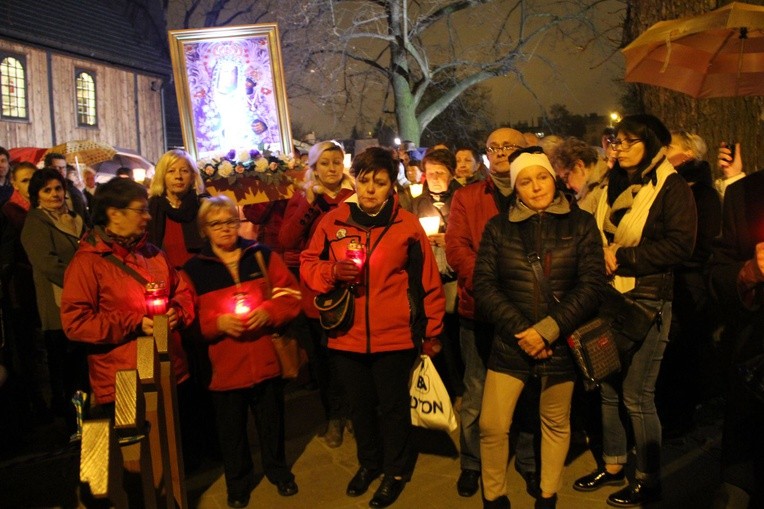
[154,1,623,145]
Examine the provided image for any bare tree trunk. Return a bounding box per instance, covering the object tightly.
[625,0,764,174]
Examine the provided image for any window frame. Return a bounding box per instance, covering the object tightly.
[0,51,29,121]
[74,68,98,128]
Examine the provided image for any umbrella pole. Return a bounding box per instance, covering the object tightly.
[735,27,748,98]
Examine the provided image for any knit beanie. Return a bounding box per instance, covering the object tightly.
[509,153,557,189]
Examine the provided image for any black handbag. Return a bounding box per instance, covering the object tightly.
[599,285,662,360]
[314,285,355,331]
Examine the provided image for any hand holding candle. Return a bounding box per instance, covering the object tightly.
[144,281,169,316]
[419,216,441,237]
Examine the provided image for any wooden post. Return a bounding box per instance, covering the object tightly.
[153,314,188,509]
[137,336,174,509]
[115,369,157,509]
[80,419,128,509]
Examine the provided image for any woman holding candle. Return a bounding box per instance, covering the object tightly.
[278,140,355,448]
[301,147,446,508]
[60,177,194,409]
[21,168,89,429]
[183,195,302,508]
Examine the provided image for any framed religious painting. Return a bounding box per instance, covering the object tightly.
[168,24,302,204]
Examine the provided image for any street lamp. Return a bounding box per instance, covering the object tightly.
[394,137,401,146]
[609,112,621,127]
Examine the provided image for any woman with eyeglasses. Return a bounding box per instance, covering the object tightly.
[60,177,194,415]
[21,168,89,431]
[572,114,697,507]
[548,137,609,214]
[183,195,302,508]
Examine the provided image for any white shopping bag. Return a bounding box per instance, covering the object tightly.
[409,355,458,432]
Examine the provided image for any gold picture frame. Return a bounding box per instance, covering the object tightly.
[167,23,293,162]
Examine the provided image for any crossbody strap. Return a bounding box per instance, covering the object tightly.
[254,250,272,299]
[518,221,559,305]
[102,253,149,287]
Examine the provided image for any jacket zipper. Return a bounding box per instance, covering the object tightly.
[364,228,372,354]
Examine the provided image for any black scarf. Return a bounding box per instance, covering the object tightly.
[147,192,205,252]
[349,197,394,228]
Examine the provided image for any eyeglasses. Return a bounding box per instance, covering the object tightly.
[123,207,150,215]
[207,219,241,231]
[609,138,643,150]
[486,144,522,155]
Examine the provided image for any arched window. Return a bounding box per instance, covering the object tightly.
[75,70,97,126]
[0,54,28,119]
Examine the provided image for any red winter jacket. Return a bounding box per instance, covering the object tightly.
[445,178,501,320]
[300,197,445,354]
[61,228,194,404]
[182,239,302,391]
[278,186,355,318]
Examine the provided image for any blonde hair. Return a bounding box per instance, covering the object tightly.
[307,140,344,169]
[197,195,238,237]
[150,149,205,197]
[671,130,707,159]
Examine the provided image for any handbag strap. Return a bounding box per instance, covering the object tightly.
[518,222,559,305]
[254,249,272,299]
[102,253,149,287]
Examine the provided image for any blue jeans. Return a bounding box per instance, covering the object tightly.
[459,318,488,471]
[600,301,671,482]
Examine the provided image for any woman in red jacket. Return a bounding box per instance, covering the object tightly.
[301,147,446,508]
[279,140,355,448]
[183,195,302,509]
[61,177,194,408]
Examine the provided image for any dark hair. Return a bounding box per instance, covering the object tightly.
[28,168,66,208]
[350,147,397,182]
[455,147,479,160]
[615,114,670,170]
[12,161,37,178]
[115,167,134,179]
[422,148,456,175]
[44,152,66,167]
[0,146,9,160]
[91,177,148,226]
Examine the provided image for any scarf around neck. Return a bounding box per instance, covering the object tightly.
[490,171,513,197]
[148,192,204,252]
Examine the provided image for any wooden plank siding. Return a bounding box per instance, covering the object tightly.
[0,40,52,148]
[0,38,165,163]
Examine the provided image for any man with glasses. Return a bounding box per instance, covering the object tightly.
[446,128,536,499]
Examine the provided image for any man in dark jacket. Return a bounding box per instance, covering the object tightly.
[709,164,764,509]
[445,128,535,498]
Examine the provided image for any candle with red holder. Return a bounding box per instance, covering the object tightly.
[346,240,366,285]
[234,292,252,316]
[144,281,169,316]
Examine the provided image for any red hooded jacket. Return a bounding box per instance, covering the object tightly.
[61,228,194,404]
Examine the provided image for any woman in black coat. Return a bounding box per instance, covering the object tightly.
[474,148,606,509]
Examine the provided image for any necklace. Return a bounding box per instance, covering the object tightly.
[363,199,388,217]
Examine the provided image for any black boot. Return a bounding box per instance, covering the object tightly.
[483,494,510,509]
[535,494,557,508]
[607,480,662,507]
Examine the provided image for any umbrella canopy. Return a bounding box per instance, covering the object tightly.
[91,151,154,175]
[623,2,764,98]
[44,139,117,167]
[8,147,46,166]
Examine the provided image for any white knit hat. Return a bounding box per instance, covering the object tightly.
[509,152,556,189]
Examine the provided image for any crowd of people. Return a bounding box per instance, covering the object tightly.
[0,111,762,509]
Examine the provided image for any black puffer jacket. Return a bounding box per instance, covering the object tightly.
[474,196,607,378]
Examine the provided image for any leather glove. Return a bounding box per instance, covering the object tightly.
[333,260,360,282]
[422,337,442,358]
